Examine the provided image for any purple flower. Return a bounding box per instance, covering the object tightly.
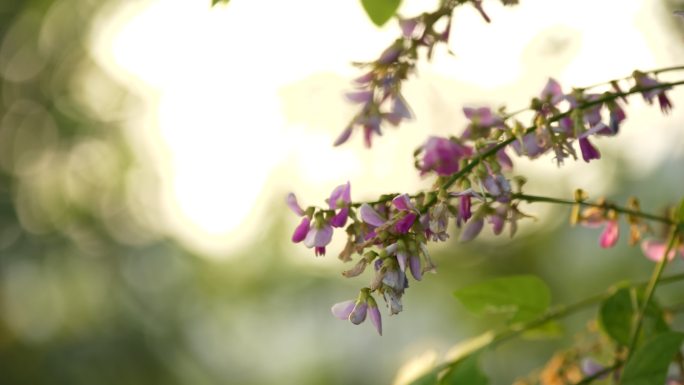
[303,223,333,256]
[360,204,386,227]
[458,194,472,225]
[385,95,413,126]
[345,90,373,104]
[292,217,311,243]
[488,205,508,235]
[331,300,356,320]
[367,297,382,335]
[497,149,513,171]
[420,136,473,176]
[349,300,368,324]
[329,182,351,228]
[511,132,548,159]
[353,72,374,85]
[286,193,305,216]
[399,17,420,39]
[395,212,417,234]
[333,126,353,146]
[377,43,402,65]
[462,107,503,139]
[540,78,564,105]
[483,174,512,200]
[392,194,416,212]
[633,71,673,113]
[581,358,608,379]
[408,255,422,281]
[607,101,626,134]
[460,217,484,242]
[578,137,601,163]
[363,121,381,148]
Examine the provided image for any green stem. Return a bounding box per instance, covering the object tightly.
[513,193,674,224]
[625,225,680,359]
[579,65,684,90]
[503,66,684,119]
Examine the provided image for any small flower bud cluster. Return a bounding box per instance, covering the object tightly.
[336,0,519,147]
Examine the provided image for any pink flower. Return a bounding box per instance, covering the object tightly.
[419,136,473,176]
[599,220,619,248]
[633,71,673,114]
[640,239,684,262]
[291,217,311,243]
[462,107,504,139]
[328,182,351,228]
[303,223,333,256]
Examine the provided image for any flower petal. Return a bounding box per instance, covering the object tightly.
[331,300,356,320]
[291,217,311,243]
[368,304,382,336]
[349,301,368,325]
[360,204,386,227]
[286,193,305,216]
[599,221,619,248]
[641,239,677,262]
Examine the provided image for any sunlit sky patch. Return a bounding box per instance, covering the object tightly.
[92,0,683,258]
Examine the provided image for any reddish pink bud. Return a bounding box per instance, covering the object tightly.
[599,220,619,248]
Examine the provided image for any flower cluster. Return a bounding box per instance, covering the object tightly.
[336,0,520,147]
[288,68,680,334]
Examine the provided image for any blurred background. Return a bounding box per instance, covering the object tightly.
[1,0,684,384]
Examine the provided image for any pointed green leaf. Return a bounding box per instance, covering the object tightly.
[598,287,669,346]
[440,355,488,385]
[621,332,684,385]
[360,0,401,26]
[453,275,551,323]
[212,0,230,6]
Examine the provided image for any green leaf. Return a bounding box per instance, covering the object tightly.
[598,287,669,347]
[453,275,551,323]
[212,0,230,6]
[440,355,488,385]
[360,0,401,26]
[621,332,684,385]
